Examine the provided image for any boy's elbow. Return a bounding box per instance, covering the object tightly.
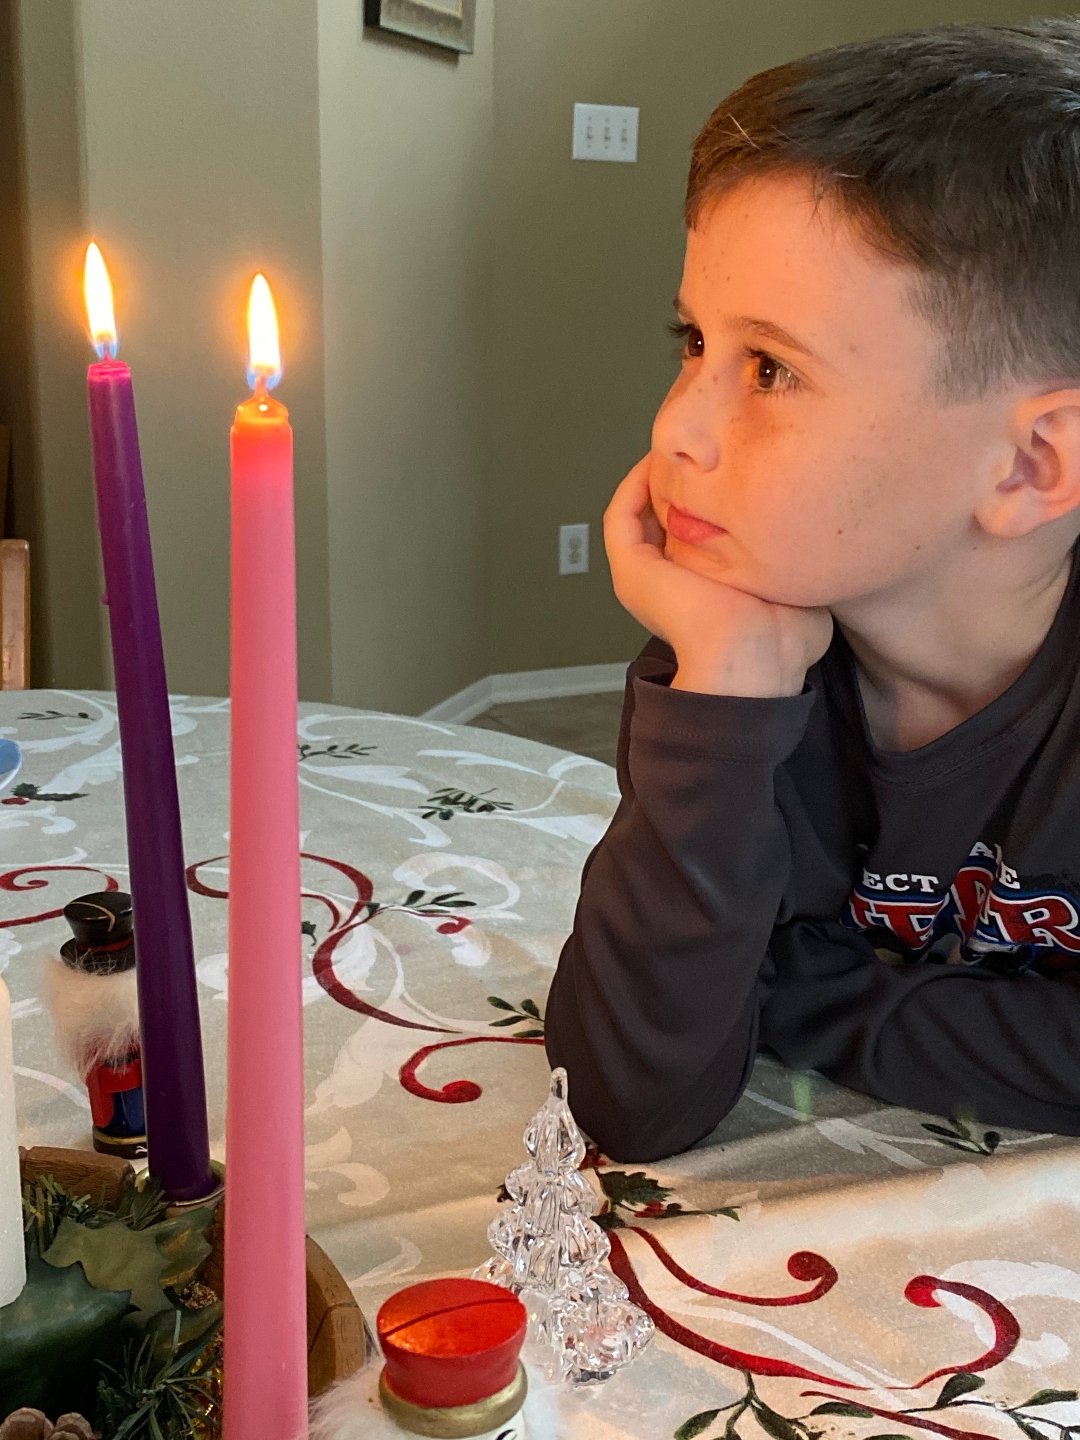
[544,1027,742,1163]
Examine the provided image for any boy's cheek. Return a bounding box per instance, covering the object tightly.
[646,451,676,509]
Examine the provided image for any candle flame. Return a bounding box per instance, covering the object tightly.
[246,273,282,391]
[84,241,118,359]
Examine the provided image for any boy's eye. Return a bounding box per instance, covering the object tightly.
[665,323,800,397]
[745,347,799,397]
[667,320,704,358]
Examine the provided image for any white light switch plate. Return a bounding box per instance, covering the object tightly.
[572,103,639,163]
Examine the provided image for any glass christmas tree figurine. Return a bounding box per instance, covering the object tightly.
[474,1067,654,1385]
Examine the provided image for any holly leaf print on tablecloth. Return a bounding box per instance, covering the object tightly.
[16,709,91,720]
[921,1115,1001,1156]
[297,740,376,761]
[582,1147,742,1229]
[419,786,514,821]
[5,781,87,803]
[486,994,544,1039]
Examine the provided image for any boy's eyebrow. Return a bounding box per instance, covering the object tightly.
[673,295,837,370]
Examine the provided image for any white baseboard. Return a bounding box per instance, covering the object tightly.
[420,662,629,724]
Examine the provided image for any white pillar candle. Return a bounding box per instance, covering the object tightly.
[0,975,25,1306]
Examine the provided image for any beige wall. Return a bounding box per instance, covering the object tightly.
[317,0,494,714]
[7,1,1075,707]
[76,0,332,701]
[6,1,102,688]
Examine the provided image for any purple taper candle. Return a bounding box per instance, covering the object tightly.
[83,241,214,1202]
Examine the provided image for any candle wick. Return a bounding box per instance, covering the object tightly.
[253,374,270,403]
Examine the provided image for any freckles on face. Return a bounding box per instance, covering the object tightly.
[652,174,1001,604]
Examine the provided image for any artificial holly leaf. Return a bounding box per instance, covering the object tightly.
[0,1251,130,1414]
[43,1208,213,1316]
[598,1170,673,1209]
[138,1296,223,1366]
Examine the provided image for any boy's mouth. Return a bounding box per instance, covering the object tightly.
[665,503,726,545]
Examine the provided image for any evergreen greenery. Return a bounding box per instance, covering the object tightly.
[1,1171,221,1437]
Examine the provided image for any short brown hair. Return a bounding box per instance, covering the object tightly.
[687,20,1080,403]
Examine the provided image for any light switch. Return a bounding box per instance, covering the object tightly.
[572,103,639,164]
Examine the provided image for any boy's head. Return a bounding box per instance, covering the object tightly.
[652,21,1080,613]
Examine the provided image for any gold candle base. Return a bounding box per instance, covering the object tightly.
[378,1364,527,1438]
[160,1158,226,1214]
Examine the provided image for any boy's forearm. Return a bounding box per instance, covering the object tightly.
[763,918,1080,1134]
[545,641,815,1160]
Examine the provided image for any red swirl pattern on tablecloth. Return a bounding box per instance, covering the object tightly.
[607,1227,863,1387]
[0,865,120,925]
[399,1034,547,1103]
[609,1224,1023,1410]
[627,1227,838,1306]
[902,1274,1022,1387]
[188,849,457,1033]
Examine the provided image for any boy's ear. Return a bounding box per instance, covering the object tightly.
[977,389,1080,538]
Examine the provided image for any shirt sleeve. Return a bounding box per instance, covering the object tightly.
[544,637,815,1161]
[760,918,1080,1135]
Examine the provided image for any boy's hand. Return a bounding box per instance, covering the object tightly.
[604,456,834,697]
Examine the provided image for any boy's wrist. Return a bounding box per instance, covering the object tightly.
[670,655,807,699]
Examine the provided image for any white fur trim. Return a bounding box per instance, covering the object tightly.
[41,950,140,1077]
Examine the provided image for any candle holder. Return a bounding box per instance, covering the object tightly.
[10,1147,370,1434]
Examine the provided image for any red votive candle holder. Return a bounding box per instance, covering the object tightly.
[377,1277,528,1437]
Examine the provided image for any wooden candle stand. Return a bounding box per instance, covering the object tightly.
[18,1146,370,1398]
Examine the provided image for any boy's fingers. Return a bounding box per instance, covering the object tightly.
[605,456,664,551]
[606,455,652,515]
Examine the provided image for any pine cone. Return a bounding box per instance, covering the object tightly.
[0,1412,52,1440]
[0,1415,98,1440]
[52,1420,97,1440]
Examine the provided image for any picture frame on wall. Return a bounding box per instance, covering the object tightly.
[363,0,475,54]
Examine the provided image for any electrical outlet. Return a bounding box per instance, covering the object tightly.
[572,104,639,163]
[559,523,589,575]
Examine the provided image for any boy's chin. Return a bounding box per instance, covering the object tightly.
[664,536,755,590]
[665,537,836,610]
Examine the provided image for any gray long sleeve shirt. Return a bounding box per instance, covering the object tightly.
[545,555,1080,1160]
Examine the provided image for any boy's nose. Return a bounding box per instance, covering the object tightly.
[651,374,721,473]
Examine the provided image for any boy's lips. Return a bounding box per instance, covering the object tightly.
[665,503,726,545]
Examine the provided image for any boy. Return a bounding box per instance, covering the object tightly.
[544,19,1080,1162]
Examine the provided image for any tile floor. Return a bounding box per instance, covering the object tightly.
[468,690,622,766]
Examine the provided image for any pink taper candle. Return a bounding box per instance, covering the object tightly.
[223,275,307,1439]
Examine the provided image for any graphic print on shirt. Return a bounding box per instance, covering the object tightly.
[843,839,1080,974]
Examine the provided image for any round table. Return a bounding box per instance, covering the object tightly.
[5,690,1080,1440]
